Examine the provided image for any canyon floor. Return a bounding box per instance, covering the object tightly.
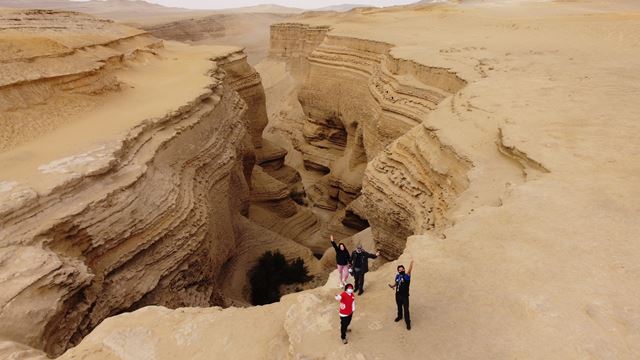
[1,0,640,359]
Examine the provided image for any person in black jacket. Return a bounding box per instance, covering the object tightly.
[388,260,413,330]
[350,244,380,295]
[330,235,351,287]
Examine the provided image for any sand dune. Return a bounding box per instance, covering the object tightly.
[137,13,292,65]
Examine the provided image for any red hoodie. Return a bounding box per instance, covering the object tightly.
[336,291,355,317]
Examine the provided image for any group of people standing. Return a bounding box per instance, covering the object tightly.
[331,235,413,344]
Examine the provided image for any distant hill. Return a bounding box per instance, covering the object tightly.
[216,4,305,14]
[413,0,452,4]
[0,0,185,12]
[314,4,373,12]
[0,1,308,19]
[0,0,192,20]
[0,1,386,20]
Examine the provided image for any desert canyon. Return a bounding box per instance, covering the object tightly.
[0,0,639,359]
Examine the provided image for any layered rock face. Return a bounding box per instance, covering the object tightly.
[269,25,471,256]
[143,17,225,42]
[53,1,640,358]
[269,23,330,61]
[361,124,472,257]
[267,22,331,90]
[139,13,294,65]
[5,2,640,359]
[0,9,318,357]
[0,10,160,151]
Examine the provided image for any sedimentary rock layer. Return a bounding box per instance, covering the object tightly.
[0,9,161,151]
[0,62,249,356]
[142,17,225,42]
[0,10,319,357]
[270,23,471,252]
[55,2,640,359]
[269,23,330,60]
[138,13,294,66]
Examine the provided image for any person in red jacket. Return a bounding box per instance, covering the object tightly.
[335,283,356,344]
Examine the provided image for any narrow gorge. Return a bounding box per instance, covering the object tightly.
[0,9,482,358]
[267,23,475,259]
[0,10,325,357]
[2,2,639,359]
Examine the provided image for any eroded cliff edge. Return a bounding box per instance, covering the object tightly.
[274,27,474,258]
[0,9,320,357]
[57,2,640,359]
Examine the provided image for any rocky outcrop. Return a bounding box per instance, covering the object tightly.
[0,9,161,151]
[142,17,225,42]
[0,58,248,356]
[213,48,329,255]
[269,23,330,77]
[52,2,640,359]
[214,50,268,150]
[139,13,294,66]
[0,10,319,357]
[268,25,470,253]
[269,23,330,60]
[361,124,472,257]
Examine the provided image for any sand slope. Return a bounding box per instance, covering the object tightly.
[59,1,640,359]
[0,9,323,357]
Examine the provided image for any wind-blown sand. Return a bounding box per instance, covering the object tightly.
[136,13,292,65]
[0,38,235,192]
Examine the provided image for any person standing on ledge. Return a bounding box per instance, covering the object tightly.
[388,260,413,330]
[335,283,356,344]
[330,235,351,288]
[350,244,380,295]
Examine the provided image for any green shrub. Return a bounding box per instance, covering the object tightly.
[249,251,312,305]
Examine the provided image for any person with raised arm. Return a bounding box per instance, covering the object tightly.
[335,283,356,344]
[330,235,351,288]
[388,260,413,330]
[350,244,380,295]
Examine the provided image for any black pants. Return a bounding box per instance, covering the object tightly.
[396,294,410,325]
[340,314,352,339]
[354,271,365,293]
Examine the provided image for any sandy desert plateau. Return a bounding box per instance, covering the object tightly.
[0,0,639,359]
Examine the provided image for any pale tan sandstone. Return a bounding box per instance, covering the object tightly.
[213,47,331,256]
[267,21,472,253]
[0,0,197,23]
[2,0,640,359]
[0,340,48,360]
[141,17,225,43]
[0,9,319,357]
[0,0,297,65]
[138,13,294,65]
[58,1,640,359]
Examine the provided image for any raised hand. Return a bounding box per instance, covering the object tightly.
[330,234,335,242]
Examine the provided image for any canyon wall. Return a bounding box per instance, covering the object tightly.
[3,2,640,359]
[139,13,294,65]
[0,9,318,357]
[269,24,472,257]
[269,23,330,61]
[52,2,640,359]
[142,17,225,42]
